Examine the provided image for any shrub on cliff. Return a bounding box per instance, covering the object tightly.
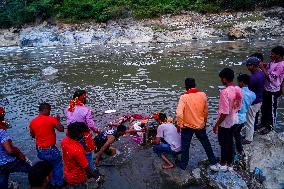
[0,0,283,28]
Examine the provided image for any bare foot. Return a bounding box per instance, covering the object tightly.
[162,164,174,169]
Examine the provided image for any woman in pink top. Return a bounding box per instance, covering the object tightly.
[259,46,284,134]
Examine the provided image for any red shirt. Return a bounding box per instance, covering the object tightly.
[84,131,95,153]
[61,137,89,184]
[29,115,59,148]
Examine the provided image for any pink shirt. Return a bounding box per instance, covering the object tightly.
[264,61,284,92]
[65,105,97,132]
[217,86,242,128]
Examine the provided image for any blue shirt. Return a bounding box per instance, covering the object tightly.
[0,129,16,165]
[238,87,256,124]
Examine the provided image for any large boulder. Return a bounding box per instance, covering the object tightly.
[264,6,284,20]
[153,158,197,187]
[19,24,59,47]
[244,131,284,189]
[199,161,248,189]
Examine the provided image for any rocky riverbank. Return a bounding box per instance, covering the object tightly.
[0,7,284,47]
[153,131,284,189]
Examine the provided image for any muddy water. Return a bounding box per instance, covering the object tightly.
[0,38,283,188]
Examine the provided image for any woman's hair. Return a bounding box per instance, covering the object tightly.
[117,124,127,133]
[73,89,87,99]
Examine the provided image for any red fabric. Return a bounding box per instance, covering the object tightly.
[68,97,84,112]
[84,131,95,153]
[61,137,89,185]
[131,114,143,119]
[29,115,59,148]
[0,107,5,116]
[184,88,199,94]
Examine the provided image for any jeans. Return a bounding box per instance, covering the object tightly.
[0,159,31,189]
[86,152,97,172]
[261,90,281,129]
[153,143,175,157]
[179,128,217,170]
[218,127,233,165]
[232,124,244,154]
[37,146,64,186]
[245,102,262,141]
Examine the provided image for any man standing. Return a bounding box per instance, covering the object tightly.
[213,68,242,171]
[152,113,181,169]
[176,78,219,171]
[29,103,64,188]
[260,46,284,134]
[242,56,265,143]
[0,107,31,189]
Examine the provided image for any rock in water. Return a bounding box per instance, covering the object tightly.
[244,131,284,189]
[153,158,196,187]
[199,161,248,189]
[42,66,58,76]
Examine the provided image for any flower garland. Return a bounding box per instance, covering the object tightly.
[68,97,84,112]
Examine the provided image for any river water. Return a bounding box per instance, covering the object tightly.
[0,38,283,189]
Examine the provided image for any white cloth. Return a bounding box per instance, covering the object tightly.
[156,123,181,152]
[245,102,262,141]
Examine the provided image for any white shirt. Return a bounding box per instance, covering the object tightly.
[156,123,181,152]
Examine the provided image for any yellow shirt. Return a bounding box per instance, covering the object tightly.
[176,91,208,129]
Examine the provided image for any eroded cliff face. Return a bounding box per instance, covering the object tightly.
[1,7,284,47]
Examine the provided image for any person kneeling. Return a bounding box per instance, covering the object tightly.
[152,113,181,169]
[61,122,103,188]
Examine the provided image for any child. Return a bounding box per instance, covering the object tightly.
[233,74,255,156]
[213,68,242,171]
[61,122,103,187]
[28,161,52,189]
[259,46,284,134]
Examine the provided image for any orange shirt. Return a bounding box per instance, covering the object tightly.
[176,91,208,129]
[61,137,89,185]
[29,115,59,148]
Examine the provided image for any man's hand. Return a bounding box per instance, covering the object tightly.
[259,61,265,70]
[55,114,61,121]
[213,124,219,134]
[176,126,181,133]
[94,158,100,166]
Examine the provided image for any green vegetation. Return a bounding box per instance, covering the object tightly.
[0,0,283,28]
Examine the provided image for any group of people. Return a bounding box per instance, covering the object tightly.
[152,45,284,171]
[0,89,130,189]
[0,45,283,188]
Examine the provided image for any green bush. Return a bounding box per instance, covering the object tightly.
[0,0,283,28]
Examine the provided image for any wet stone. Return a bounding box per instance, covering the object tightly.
[199,162,248,189]
[153,158,197,187]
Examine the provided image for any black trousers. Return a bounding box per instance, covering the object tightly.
[261,90,281,129]
[231,123,244,154]
[218,127,233,165]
